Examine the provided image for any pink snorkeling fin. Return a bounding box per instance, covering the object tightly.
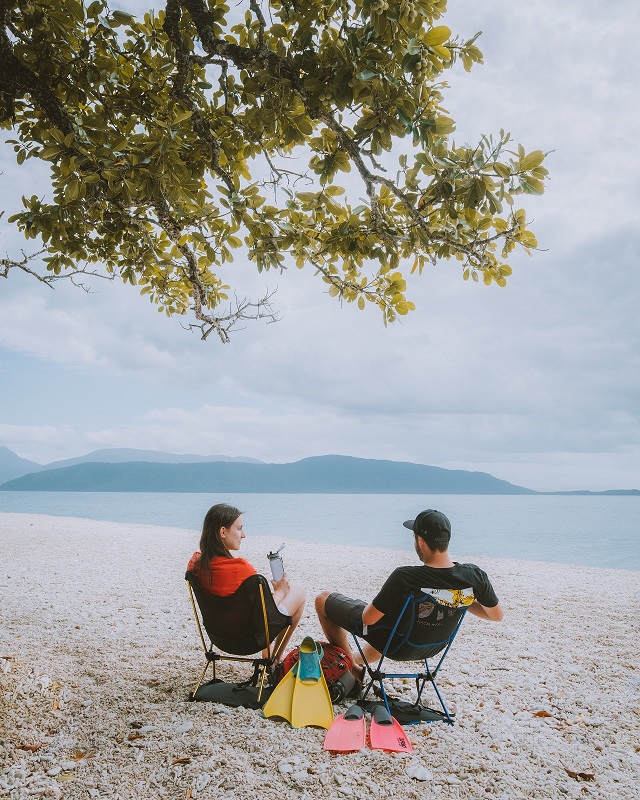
[368,705,413,753]
[323,705,366,752]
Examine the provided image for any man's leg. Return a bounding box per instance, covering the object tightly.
[359,641,384,666]
[315,591,366,682]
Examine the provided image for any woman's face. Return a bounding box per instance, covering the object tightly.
[221,514,245,551]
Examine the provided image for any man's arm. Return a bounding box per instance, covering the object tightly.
[467,600,504,621]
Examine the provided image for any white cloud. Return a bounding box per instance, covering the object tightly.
[0,423,86,464]
[1,0,639,491]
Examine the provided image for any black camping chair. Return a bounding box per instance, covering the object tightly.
[352,587,474,724]
[186,571,292,701]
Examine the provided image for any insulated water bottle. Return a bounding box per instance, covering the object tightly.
[267,543,285,581]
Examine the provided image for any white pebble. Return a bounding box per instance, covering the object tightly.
[195,773,210,790]
[175,721,193,734]
[406,763,433,781]
[210,705,232,714]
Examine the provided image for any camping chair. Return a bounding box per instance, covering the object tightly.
[352,587,474,724]
[186,571,292,702]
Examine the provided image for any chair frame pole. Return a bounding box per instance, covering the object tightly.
[187,580,217,698]
[256,584,291,701]
[355,594,413,712]
[186,575,292,703]
[353,593,469,724]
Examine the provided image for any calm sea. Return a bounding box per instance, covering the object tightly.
[0,491,638,570]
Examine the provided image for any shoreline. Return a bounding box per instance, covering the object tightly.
[1,509,638,574]
[2,513,639,799]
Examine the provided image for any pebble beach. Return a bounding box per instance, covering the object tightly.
[1,512,639,800]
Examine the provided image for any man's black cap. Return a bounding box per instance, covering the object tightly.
[403,509,452,541]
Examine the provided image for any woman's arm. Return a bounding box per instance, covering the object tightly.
[271,575,290,605]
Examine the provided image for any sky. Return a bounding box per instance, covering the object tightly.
[1,0,639,491]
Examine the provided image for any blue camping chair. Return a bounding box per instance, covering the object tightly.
[352,587,474,724]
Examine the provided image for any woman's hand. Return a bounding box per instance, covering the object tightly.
[271,574,290,601]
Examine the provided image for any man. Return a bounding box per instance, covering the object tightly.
[315,509,503,681]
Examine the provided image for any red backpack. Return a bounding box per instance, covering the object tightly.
[275,641,360,702]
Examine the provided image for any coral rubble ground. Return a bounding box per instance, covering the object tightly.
[1,513,638,799]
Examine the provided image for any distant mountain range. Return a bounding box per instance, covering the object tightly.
[0,447,41,485]
[0,454,534,494]
[0,447,637,495]
[0,446,262,485]
[43,448,264,468]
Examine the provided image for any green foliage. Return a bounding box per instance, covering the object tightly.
[0,0,549,341]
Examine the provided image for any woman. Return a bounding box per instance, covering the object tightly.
[187,503,305,659]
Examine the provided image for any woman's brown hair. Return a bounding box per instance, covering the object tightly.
[197,503,242,582]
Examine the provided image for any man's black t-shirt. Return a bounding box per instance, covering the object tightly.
[372,563,499,619]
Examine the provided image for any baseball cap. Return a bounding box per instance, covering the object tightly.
[403,509,451,541]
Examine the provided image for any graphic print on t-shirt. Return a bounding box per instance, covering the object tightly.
[419,587,474,608]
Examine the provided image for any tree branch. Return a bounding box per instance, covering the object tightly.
[0,1,74,133]
[187,290,280,343]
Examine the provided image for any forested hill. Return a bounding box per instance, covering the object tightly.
[0,446,42,485]
[0,455,536,494]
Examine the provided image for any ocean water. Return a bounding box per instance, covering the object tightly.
[0,491,638,570]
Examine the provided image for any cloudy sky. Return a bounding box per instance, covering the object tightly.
[1,0,638,491]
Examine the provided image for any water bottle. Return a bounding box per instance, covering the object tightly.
[267,543,285,582]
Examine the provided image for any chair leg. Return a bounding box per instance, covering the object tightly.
[256,666,267,702]
[360,675,374,703]
[353,637,379,703]
[270,625,291,662]
[429,676,454,724]
[376,680,393,714]
[361,665,455,724]
[191,660,211,700]
[358,665,393,715]
[353,633,455,722]
[419,658,454,723]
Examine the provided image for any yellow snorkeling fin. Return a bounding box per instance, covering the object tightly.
[262,662,297,723]
[290,637,334,729]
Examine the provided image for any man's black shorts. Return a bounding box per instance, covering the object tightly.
[325,592,367,636]
[325,593,400,654]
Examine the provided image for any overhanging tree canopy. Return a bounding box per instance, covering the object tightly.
[0,0,549,342]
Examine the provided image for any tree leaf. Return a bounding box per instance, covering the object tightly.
[519,150,545,171]
[0,0,547,342]
[423,26,451,47]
